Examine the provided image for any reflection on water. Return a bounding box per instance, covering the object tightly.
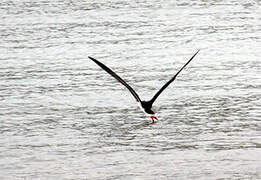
[0,0,261,179]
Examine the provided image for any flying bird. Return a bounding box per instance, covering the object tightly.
[89,50,199,123]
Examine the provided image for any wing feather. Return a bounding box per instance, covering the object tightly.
[89,57,141,102]
[149,50,200,105]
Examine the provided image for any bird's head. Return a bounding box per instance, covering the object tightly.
[150,115,158,123]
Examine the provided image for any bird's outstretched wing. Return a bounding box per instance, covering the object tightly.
[89,56,141,102]
[149,50,200,105]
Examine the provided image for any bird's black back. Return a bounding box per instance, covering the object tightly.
[141,101,154,114]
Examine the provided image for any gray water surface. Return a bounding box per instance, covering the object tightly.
[1,0,261,179]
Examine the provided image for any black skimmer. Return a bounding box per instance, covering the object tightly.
[89,50,199,123]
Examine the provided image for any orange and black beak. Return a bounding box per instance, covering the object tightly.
[150,115,158,123]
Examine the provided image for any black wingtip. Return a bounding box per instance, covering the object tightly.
[189,49,200,60]
[89,56,101,64]
[88,56,95,61]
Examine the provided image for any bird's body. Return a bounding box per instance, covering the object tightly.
[89,50,199,123]
[141,101,154,114]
